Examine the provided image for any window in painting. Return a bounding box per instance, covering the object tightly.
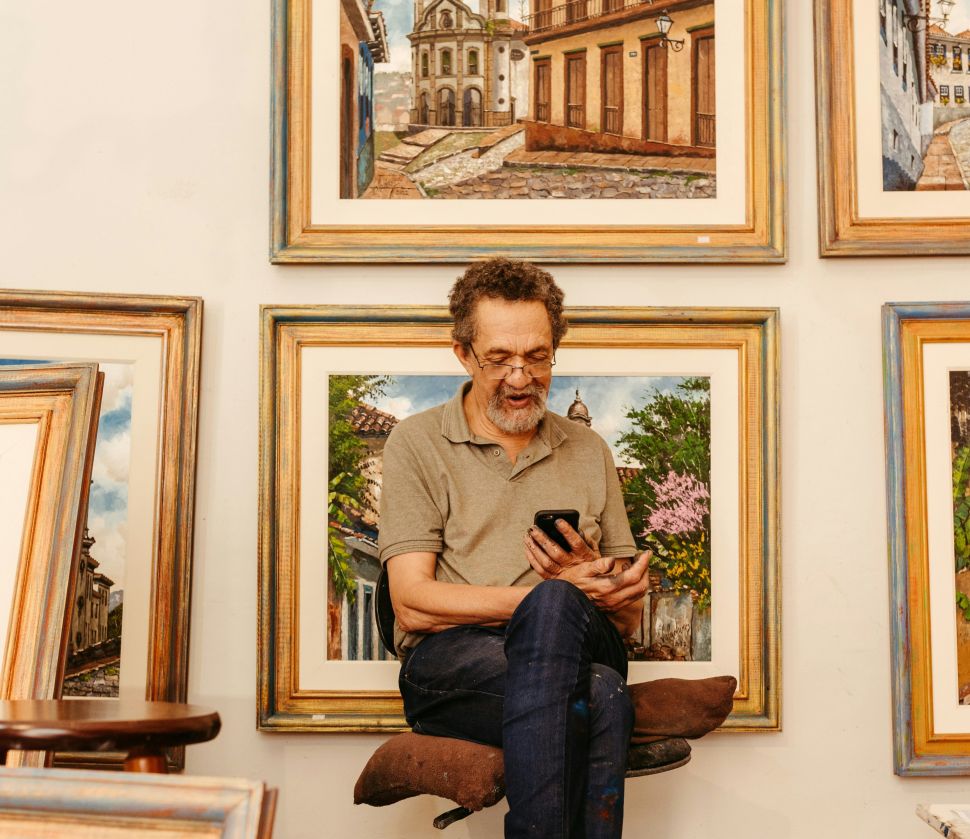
[421,52,429,77]
[441,48,452,75]
[956,46,964,72]
[497,0,506,12]
[468,49,479,75]
[440,11,453,28]
[957,84,966,104]
[533,0,552,29]
[565,53,586,129]
[880,0,887,43]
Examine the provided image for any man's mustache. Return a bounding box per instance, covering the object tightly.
[495,382,546,401]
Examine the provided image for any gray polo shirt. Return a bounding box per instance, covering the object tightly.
[378,381,637,654]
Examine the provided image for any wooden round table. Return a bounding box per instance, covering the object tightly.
[0,700,221,772]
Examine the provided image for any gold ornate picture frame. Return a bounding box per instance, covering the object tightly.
[0,291,203,770]
[270,0,786,262]
[0,363,100,704]
[259,306,780,732]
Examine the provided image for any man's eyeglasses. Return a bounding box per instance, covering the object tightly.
[469,347,556,381]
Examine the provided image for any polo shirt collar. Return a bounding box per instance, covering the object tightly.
[441,381,568,449]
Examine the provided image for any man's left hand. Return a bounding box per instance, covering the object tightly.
[524,518,598,576]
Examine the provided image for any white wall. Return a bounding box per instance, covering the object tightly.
[4,1,970,837]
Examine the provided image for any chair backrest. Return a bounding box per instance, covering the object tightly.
[375,565,396,657]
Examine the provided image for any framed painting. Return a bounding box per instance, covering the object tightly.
[0,767,276,839]
[885,301,970,774]
[816,0,970,255]
[270,0,786,262]
[0,291,203,770]
[0,363,100,703]
[259,306,780,732]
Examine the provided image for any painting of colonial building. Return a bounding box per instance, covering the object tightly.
[328,401,397,662]
[880,1,970,191]
[881,0,933,189]
[409,0,529,129]
[521,0,716,159]
[63,528,122,697]
[339,0,390,197]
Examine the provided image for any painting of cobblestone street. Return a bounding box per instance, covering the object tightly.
[881,0,970,190]
[341,0,717,199]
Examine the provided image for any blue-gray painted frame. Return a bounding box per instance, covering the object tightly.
[884,301,970,775]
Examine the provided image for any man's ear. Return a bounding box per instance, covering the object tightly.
[453,342,475,377]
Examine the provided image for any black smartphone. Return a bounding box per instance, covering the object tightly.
[534,509,580,553]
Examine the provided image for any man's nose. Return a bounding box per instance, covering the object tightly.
[506,365,531,387]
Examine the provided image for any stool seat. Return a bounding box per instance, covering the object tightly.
[354,731,691,829]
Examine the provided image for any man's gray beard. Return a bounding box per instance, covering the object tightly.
[485,383,547,434]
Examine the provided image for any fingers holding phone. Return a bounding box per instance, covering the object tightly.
[525,509,598,577]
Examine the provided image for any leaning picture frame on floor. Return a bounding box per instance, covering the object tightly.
[0,768,277,839]
[0,364,100,706]
[270,0,786,263]
[885,302,970,775]
[816,0,970,255]
[0,291,203,771]
[258,306,780,732]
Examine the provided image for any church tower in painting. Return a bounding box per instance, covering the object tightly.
[408,0,529,129]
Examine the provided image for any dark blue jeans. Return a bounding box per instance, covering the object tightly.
[399,579,634,839]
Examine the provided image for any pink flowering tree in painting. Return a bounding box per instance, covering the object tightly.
[642,471,712,609]
[617,377,712,609]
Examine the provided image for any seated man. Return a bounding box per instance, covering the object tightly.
[379,258,650,839]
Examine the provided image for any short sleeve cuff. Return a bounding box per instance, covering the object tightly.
[600,544,638,559]
[379,539,444,564]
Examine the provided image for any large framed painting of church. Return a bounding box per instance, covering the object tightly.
[269,0,786,262]
[258,306,780,732]
[816,0,970,255]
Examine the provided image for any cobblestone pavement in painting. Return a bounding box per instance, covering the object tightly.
[372,126,716,199]
[947,118,970,189]
[413,132,525,190]
[917,119,970,191]
[427,166,716,199]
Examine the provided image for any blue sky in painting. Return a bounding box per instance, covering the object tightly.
[0,358,132,586]
[369,373,702,465]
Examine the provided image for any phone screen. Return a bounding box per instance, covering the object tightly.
[534,509,580,553]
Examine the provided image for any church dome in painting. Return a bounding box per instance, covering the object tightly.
[566,389,592,427]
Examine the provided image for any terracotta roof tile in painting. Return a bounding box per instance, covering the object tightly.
[928,23,952,37]
[350,402,398,437]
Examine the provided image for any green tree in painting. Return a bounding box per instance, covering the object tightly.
[327,374,390,602]
[617,377,711,537]
[954,371,970,619]
[618,378,712,607]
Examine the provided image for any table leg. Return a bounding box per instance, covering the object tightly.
[123,746,168,773]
